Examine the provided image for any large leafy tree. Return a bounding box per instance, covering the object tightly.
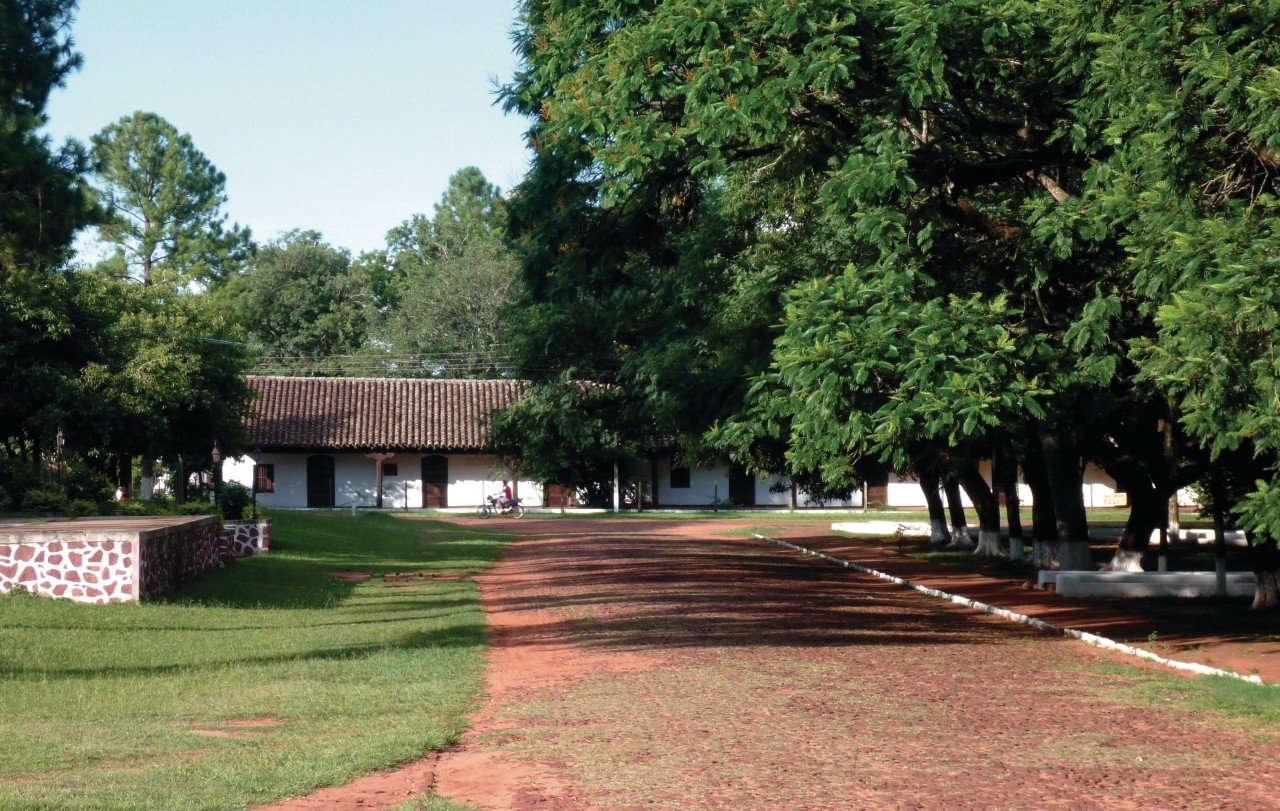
[0,0,96,470]
[1054,1,1280,604]
[372,167,523,377]
[0,0,92,281]
[92,111,251,286]
[499,0,1248,579]
[240,230,375,374]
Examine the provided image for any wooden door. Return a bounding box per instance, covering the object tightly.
[544,483,572,508]
[306,455,335,508]
[728,465,756,507]
[421,455,449,508]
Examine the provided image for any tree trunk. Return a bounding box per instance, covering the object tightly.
[114,455,131,501]
[1040,431,1092,570]
[1105,484,1163,572]
[1023,439,1058,567]
[919,469,950,545]
[943,478,973,548]
[1167,496,1181,544]
[1213,503,1228,598]
[1249,538,1280,611]
[140,457,155,501]
[993,446,1024,560]
[956,462,1002,556]
[1100,453,1165,572]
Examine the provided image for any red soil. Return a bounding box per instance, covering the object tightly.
[271,518,1280,809]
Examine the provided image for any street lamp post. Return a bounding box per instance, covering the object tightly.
[250,445,262,518]
[55,428,65,490]
[211,443,222,508]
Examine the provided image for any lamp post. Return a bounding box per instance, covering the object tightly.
[211,443,222,508]
[55,427,65,489]
[250,445,262,518]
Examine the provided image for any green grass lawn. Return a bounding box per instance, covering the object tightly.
[0,511,508,810]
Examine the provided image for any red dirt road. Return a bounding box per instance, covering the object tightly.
[423,519,1280,810]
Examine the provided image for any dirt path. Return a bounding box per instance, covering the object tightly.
[430,519,1280,810]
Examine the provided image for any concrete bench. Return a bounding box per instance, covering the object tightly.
[1051,570,1256,598]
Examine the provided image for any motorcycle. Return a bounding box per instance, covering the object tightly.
[477,494,526,518]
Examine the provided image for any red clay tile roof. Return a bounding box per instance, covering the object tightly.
[245,376,525,452]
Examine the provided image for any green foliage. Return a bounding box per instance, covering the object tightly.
[239,230,374,373]
[489,376,648,499]
[91,111,251,286]
[65,498,99,517]
[217,481,252,520]
[20,484,66,513]
[0,0,94,283]
[371,168,523,378]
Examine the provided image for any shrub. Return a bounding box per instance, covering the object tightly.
[66,499,100,518]
[120,500,154,516]
[61,463,113,504]
[21,486,67,514]
[178,501,218,516]
[217,482,252,520]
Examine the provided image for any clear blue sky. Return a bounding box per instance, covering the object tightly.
[44,0,532,254]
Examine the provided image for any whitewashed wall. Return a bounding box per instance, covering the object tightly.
[649,458,859,508]
[225,453,542,509]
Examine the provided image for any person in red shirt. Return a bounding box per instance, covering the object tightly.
[502,480,515,508]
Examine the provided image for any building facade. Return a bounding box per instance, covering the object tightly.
[225,376,541,509]
[225,375,1152,511]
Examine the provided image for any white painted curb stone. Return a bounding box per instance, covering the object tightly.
[754,534,1266,686]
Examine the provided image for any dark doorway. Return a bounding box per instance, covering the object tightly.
[728,465,756,507]
[306,455,335,508]
[421,455,449,508]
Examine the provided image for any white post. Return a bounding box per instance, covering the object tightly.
[612,460,621,513]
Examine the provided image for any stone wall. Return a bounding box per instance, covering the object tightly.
[0,538,137,603]
[218,519,271,562]
[138,518,222,599]
[0,515,230,604]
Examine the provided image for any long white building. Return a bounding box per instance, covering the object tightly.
[224,376,1142,511]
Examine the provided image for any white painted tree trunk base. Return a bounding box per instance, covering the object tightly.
[930,518,950,545]
[1104,548,1144,572]
[1059,539,1093,571]
[948,527,975,549]
[1032,539,1058,569]
[1008,536,1025,561]
[974,529,1003,557]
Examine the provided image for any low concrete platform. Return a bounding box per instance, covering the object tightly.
[832,520,932,537]
[1043,570,1257,598]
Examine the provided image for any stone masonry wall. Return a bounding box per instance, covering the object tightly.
[138,519,222,599]
[0,516,226,604]
[218,519,272,562]
[0,539,137,603]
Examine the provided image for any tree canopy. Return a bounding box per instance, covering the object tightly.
[497,0,1280,599]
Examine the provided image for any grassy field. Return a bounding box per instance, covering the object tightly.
[0,511,507,810]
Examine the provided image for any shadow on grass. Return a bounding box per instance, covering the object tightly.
[0,618,487,680]
[163,512,511,610]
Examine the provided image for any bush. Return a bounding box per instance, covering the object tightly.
[61,462,114,504]
[178,501,218,516]
[21,486,67,514]
[66,499,100,518]
[217,482,252,520]
[120,500,154,516]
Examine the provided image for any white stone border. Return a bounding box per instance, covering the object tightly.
[755,534,1266,686]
